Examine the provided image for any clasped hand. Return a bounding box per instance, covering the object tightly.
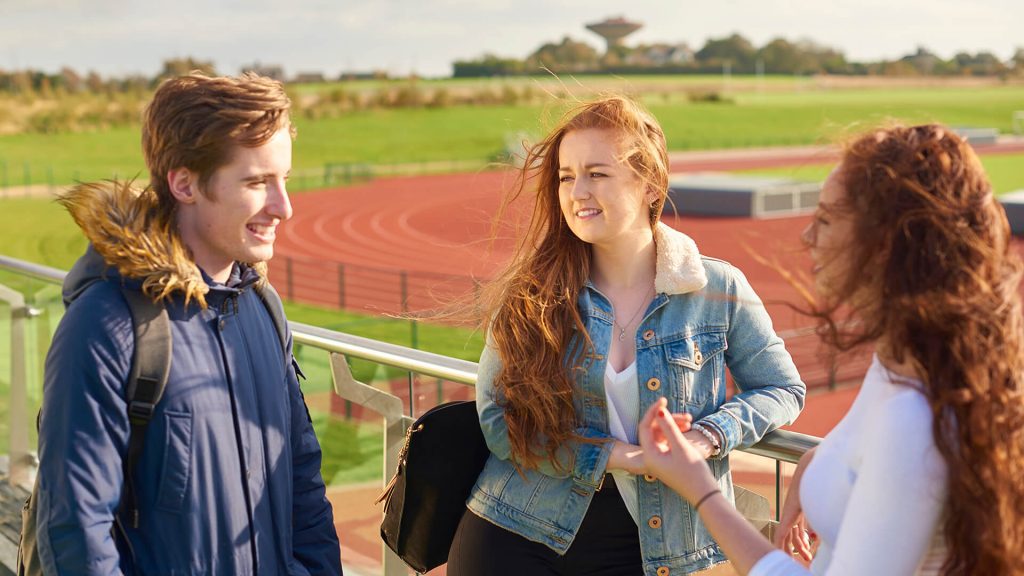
[607,399,715,482]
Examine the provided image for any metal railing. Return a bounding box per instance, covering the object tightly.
[0,254,819,575]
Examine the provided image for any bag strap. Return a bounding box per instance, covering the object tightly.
[118,286,172,529]
[254,281,288,356]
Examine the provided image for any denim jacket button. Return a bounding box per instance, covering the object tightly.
[642,329,655,341]
[643,474,657,482]
[645,377,661,391]
[657,567,670,576]
[647,515,662,529]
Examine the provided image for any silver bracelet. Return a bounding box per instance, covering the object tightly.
[692,423,722,457]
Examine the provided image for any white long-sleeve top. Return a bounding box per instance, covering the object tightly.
[750,354,948,575]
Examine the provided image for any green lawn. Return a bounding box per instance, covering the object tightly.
[1,82,1022,189]
[738,153,1024,195]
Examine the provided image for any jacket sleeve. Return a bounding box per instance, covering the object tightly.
[36,289,132,576]
[286,333,343,576]
[475,332,612,488]
[698,266,806,457]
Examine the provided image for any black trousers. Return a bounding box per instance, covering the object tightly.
[447,476,643,576]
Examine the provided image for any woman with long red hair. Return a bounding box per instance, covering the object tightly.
[447,96,806,575]
[638,124,1024,575]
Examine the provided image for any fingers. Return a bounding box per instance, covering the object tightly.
[671,412,693,433]
[793,525,813,562]
[653,407,689,449]
[639,397,667,433]
[638,398,668,451]
[778,523,813,562]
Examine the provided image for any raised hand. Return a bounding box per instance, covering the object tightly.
[637,397,717,503]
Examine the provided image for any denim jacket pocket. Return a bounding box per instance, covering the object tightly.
[156,410,193,512]
[666,330,727,408]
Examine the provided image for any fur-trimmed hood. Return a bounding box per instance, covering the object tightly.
[59,180,266,309]
[653,222,708,295]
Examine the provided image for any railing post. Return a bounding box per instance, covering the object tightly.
[399,271,408,314]
[0,283,35,486]
[327,353,412,576]
[400,271,418,349]
[285,257,294,302]
[337,263,346,310]
[775,460,782,522]
[828,351,838,391]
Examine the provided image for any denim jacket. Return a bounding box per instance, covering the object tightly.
[468,223,806,576]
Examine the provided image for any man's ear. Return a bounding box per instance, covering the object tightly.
[168,168,198,204]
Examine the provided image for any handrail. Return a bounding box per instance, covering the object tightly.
[0,254,817,465]
[1,253,820,574]
[293,323,478,385]
[0,255,66,284]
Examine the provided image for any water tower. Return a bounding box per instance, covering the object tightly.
[585,17,642,53]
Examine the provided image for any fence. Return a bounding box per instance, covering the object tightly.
[0,253,820,575]
[268,253,870,391]
[0,158,494,199]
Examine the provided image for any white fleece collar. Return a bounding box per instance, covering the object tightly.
[654,222,708,295]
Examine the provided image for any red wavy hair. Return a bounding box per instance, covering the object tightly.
[482,96,669,471]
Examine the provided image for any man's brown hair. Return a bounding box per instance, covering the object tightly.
[142,71,294,214]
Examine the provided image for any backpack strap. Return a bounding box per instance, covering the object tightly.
[118,286,172,528]
[254,281,288,356]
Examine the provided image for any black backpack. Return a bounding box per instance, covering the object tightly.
[17,281,289,575]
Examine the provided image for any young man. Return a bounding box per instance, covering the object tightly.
[35,73,343,575]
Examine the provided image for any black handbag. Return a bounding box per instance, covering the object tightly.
[376,400,490,573]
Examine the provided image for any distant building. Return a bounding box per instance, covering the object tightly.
[585,16,642,54]
[628,43,694,66]
[241,63,285,81]
[339,70,389,81]
[292,72,326,83]
[901,47,940,75]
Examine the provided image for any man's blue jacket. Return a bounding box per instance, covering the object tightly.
[35,183,342,575]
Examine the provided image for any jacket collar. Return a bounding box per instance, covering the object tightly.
[653,222,707,295]
[59,180,267,309]
[580,222,707,317]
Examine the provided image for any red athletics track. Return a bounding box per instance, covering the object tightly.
[273,141,1024,391]
[280,143,1022,575]
[276,140,1024,285]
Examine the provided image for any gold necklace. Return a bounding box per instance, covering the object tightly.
[613,285,655,342]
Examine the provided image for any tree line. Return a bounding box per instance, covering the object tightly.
[453,33,1024,78]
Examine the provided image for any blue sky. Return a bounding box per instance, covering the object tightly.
[2,0,1020,78]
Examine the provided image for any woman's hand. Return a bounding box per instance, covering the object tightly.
[607,440,647,475]
[608,410,699,475]
[637,398,718,502]
[774,446,817,562]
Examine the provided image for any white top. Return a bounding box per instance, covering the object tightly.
[749,355,948,576]
[605,361,641,526]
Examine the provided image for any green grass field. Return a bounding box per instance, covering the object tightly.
[739,153,1024,195]
[1,80,1022,188]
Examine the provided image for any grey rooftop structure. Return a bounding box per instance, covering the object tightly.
[666,173,821,219]
[1000,190,1024,236]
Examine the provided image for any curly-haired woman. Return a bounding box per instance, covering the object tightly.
[639,124,1024,575]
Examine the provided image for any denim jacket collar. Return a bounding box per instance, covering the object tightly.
[584,222,708,305]
[653,222,708,295]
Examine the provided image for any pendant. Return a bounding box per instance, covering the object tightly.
[618,327,626,341]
